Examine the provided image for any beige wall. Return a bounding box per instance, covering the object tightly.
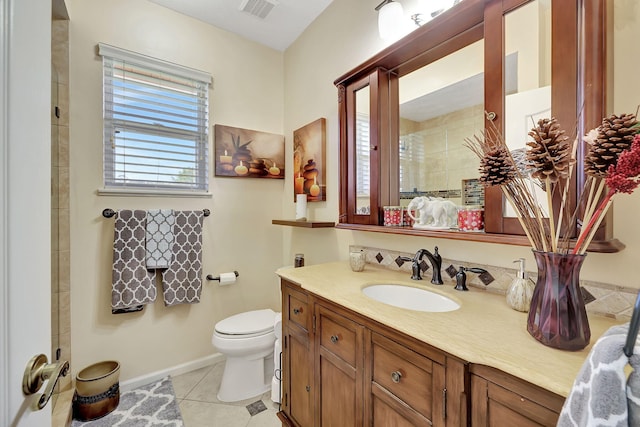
[68,0,284,381]
[282,1,640,286]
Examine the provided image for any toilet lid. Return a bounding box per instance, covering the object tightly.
[215,309,276,336]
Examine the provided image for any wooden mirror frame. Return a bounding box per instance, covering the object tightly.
[334,0,623,252]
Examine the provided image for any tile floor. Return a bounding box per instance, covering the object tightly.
[172,359,282,427]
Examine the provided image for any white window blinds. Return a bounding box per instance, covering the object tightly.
[99,43,211,193]
[356,112,370,197]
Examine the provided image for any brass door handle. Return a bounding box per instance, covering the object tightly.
[23,354,70,410]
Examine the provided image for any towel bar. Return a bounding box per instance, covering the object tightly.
[102,208,210,218]
[624,291,640,357]
[206,271,239,281]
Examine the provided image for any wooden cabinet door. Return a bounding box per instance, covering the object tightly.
[316,304,365,427]
[470,366,564,427]
[281,281,315,427]
[286,328,314,427]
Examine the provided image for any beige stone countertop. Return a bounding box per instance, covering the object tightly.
[276,261,624,398]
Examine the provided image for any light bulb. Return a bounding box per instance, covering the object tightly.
[378,1,405,41]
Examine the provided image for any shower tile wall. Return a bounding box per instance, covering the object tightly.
[400,104,483,204]
[52,18,71,395]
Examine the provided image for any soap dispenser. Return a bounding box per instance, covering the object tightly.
[506,258,534,312]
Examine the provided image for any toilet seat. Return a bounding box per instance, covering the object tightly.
[214,309,276,339]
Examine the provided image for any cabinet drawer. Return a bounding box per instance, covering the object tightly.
[372,332,434,420]
[319,309,357,366]
[286,288,309,331]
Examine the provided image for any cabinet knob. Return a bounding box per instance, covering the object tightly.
[391,371,402,383]
[306,385,311,392]
[293,307,302,315]
[330,335,339,343]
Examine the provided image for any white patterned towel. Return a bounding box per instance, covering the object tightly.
[145,209,175,269]
[557,324,640,427]
[161,211,203,306]
[111,210,157,312]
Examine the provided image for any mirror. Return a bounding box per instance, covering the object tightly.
[398,39,484,208]
[503,0,552,217]
[355,85,371,214]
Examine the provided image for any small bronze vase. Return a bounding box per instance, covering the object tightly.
[526,250,591,351]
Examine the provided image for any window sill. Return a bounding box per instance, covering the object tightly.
[335,223,625,253]
[97,188,212,198]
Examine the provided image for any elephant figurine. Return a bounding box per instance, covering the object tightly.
[407,196,457,229]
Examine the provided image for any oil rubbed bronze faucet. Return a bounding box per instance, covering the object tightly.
[400,247,444,284]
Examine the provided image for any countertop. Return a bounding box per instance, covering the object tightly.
[276,261,623,398]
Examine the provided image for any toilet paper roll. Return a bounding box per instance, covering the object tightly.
[295,194,307,221]
[274,313,283,340]
[219,272,236,286]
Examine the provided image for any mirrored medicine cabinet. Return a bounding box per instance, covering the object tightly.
[334,0,622,252]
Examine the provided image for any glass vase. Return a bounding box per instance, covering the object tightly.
[526,250,591,351]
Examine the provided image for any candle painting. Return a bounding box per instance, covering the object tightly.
[214,124,285,179]
[293,118,326,202]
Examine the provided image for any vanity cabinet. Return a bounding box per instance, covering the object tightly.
[279,279,466,427]
[470,365,564,427]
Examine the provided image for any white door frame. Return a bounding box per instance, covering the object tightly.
[1,0,53,425]
[0,0,10,422]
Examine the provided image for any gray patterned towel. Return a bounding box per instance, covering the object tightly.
[112,210,157,312]
[161,211,203,306]
[145,209,175,269]
[557,324,640,427]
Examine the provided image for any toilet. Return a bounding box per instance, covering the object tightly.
[212,308,279,402]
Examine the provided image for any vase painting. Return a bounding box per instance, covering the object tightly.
[527,250,590,351]
[293,118,326,202]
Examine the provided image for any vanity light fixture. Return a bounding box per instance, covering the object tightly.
[376,0,461,38]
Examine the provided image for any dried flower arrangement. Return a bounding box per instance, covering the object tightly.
[465,113,640,254]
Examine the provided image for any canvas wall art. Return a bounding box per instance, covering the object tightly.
[293,118,326,202]
[214,124,285,179]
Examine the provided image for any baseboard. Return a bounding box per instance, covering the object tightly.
[119,353,225,392]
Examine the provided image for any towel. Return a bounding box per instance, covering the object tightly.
[111,210,157,313]
[161,211,203,306]
[145,209,175,269]
[557,324,640,427]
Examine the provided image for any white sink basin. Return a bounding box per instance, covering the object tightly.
[362,284,460,312]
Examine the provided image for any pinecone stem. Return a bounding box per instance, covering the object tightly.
[574,192,614,254]
[546,178,557,253]
[582,178,606,232]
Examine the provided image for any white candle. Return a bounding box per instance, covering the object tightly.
[234,160,248,176]
[220,149,232,164]
[296,194,307,221]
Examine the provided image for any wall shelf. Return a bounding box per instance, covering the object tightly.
[272,219,335,228]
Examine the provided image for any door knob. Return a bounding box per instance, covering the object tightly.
[23,354,70,410]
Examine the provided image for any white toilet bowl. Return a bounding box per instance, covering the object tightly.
[212,309,278,402]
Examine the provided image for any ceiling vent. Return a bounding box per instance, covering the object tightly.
[239,0,278,19]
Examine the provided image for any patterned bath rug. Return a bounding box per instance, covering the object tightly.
[72,376,184,427]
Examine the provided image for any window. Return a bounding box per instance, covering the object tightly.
[99,43,211,193]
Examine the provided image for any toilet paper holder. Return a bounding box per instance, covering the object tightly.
[206,271,239,281]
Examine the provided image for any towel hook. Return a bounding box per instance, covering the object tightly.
[624,291,640,357]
